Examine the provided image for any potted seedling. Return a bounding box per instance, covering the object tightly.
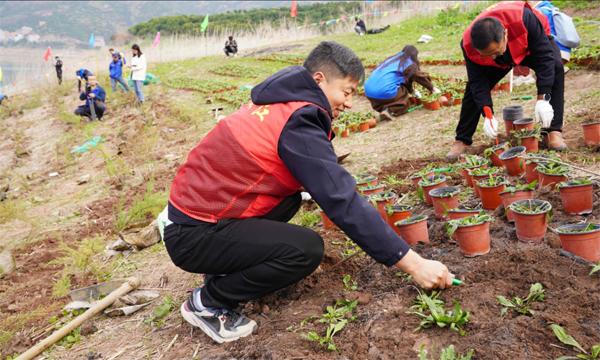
[470,167,502,198]
[513,117,535,131]
[387,204,413,235]
[498,80,510,92]
[369,191,398,220]
[460,155,490,187]
[524,151,560,184]
[365,111,377,128]
[483,142,510,167]
[502,105,523,136]
[358,120,370,132]
[429,186,461,220]
[319,208,336,230]
[450,89,462,105]
[582,120,600,146]
[340,124,350,138]
[514,128,542,153]
[395,214,430,245]
[446,212,493,256]
[499,146,526,176]
[558,178,594,215]
[354,174,378,188]
[555,223,600,262]
[536,161,569,189]
[419,175,448,205]
[359,183,385,196]
[509,199,552,243]
[421,93,441,111]
[409,167,435,187]
[500,181,537,222]
[476,175,507,210]
[447,207,481,220]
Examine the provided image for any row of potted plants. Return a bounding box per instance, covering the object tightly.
[333,111,377,137]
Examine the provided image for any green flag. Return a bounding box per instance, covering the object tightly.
[200,14,209,33]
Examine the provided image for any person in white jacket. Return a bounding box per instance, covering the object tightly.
[129,44,147,103]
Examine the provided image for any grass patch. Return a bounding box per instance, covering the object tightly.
[115,180,167,232]
[0,199,26,224]
[290,209,321,228]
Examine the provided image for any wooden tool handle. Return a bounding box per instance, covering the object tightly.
[16,277,140,360]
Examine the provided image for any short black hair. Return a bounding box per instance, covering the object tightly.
[471,17,505,50]
[303,41,364,84]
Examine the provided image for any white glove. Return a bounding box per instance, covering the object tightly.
[300,191,312,201]
[535,99,554,128]
[483,116,498,139]
[414,89,422,99]
[432,87,441,94]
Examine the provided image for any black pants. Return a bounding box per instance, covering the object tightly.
[456,40,564,145]
[56,70,62,85]
[224,46,237,56]
[164,193,324,309]
[74,102,105,120]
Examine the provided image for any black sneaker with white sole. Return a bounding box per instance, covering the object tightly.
[180,297,257,343]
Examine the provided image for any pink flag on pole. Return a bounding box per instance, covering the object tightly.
[290,0,298,17]
[43,47,52,62]
[152,31,161,47]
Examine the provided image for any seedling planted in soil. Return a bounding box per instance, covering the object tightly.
[446,213,493,239]
[418,344,475,360]
[550,324,600,359]
[408,291,470,336]
[496,283,545,316]
[590,263,600,276]
[304,299,358,351]
[342,274,358,291]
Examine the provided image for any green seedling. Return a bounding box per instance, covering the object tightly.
[342,274,358,291]
[395,271,413,282]
[509,200,552,215]
[483,142,510,158]
[408,291,470,336]
[304,299,358,351]
[446,213,493,239]
[410,291,444,313]
[476,175,507,188]
[558,178,593,188]
[536,161,570,176]
[144,295,175,327]
[513,127,542,140]
[460,155,489,169]
[590,263,600,276]
[502,180,538,193]
[384,174,410,186]
[419,175,447,187]
[496,283,545,316]
[559,223,600,234]
[550,324,600,359]
[418,344,475,360]
[469,166,502,177]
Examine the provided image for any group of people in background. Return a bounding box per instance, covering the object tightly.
[69,44,147,121]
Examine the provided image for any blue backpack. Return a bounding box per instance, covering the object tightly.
[547,5,580,48]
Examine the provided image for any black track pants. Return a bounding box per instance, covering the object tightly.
[164,193,324,309]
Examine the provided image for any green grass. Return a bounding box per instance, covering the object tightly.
[0,199,26,224]
[115,180,167,232]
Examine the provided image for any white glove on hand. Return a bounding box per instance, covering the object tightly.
[300,191,312,201]
[414,89,422,99]
[535,100,554,128]
[483,116,498,139]
[432,87,441,94]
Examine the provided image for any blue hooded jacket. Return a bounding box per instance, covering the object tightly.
[169,66,411,266]
[75,68,94,80]
[109,59,124,79]
[80,85,106,107]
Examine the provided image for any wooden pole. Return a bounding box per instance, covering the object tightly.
[16,277,140,360]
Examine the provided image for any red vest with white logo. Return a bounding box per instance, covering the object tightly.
[463,1,550,68]
[169,101,327,223]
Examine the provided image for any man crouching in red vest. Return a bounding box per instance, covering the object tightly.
[447,1,566,161]
[165,41,455,343]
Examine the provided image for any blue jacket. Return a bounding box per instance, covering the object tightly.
[109,59,124,79]
[169,66,410,266]
[364,54,413,100]
[75,68,93,80]
[80,85,106,106]
[535,1,571,53]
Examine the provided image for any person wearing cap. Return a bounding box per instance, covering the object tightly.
[74,76,106,120]
[54,56,63,85]
[446,1,566,161]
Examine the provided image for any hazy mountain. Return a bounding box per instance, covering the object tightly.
[0,1,303,47]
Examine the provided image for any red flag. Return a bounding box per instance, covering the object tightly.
[290,0,297,17]
[43,47,52,62]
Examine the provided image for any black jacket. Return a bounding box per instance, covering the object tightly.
[462,7,557,114]
[170,66,410,266]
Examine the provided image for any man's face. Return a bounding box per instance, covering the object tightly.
[313,72,358,119]
[477,29,508,59]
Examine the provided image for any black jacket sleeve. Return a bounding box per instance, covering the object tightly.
[522,7,555,95]
[79,92,87,101]
[461,41,494,114]
[278,106,411,266]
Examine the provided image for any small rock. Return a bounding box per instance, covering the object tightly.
[120,290,159,305]
[77,174,91,185]
[80,321,98,335]
[122,221,160,250]
[346,291,372,305]
[164,153,179,161]
[547,233,561,249]
[48,172,59,177]
[7,303,18,312]
[261,304,270,315]
[106,238,134,252]
[0,249,16,278]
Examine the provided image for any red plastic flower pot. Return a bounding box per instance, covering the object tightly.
[478,183,506,210]
[556,223,600,262]
[367,118,377,128]
[447,209,480,220]
[454,222,491,257]
[395,215,430,245]
[525,161,539,184]
[359,184,385,196]
[510,199,552,244]
[513,118,534,131]
[499,146,526,176]
[371,192,398,221]
[520,136,539,153]
[538,172,567,190]
[341,129,350,138]
[504,119,515,137]
[419,176,448,205]
[582,121,600,146]
[387,205,413,234]
[559,182,594,215]
[499,82,510,92]
[358,122,370,132]
[355,175,378,189]
[423,100,441,111]
[429,187,460,220]
[500,190,534,222]
[453,98,462,106]
[410,171,434,188]
[320,211,335,230]
[349,124,359,132]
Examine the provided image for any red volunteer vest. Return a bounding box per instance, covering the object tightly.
[169,101,327,223]
[463,1,550,68]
